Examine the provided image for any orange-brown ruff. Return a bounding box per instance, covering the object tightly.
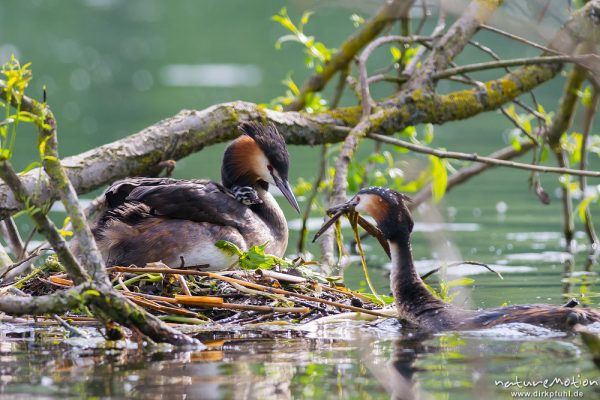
[91,122,299,271]
[318,187,600,332]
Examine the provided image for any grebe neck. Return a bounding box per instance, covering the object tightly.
[389,234,448,320]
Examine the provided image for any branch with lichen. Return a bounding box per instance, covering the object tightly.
[34,103,107,283]
[0,283,199,345]
[0,158,89,283]
[0,284,88,315]
[318,0,504,267]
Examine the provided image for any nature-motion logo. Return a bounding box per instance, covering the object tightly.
[494,375,600,389]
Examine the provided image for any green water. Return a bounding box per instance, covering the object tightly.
[1,1,600,399]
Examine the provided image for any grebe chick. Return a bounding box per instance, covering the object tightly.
[92,122,300,271]
[314,187,600,332]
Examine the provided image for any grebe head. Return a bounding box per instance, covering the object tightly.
[314,187,413,244]
[222,121,300,212]
[352,187,413,240]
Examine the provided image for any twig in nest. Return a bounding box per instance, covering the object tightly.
[125,293,198,317]
[0,247,49,280]
[107,266,390,318]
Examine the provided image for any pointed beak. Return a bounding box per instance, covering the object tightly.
[312,196,391,258]
[312,197,360,242]
[272,174,300,213]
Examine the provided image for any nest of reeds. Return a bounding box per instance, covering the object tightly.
[13,251,393,327]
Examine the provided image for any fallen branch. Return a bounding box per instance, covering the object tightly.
[0,283,88,315]
[0,218,25,259]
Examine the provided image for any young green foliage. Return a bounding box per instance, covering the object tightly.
[272,8,333,72]
[215,240,291,270]
[0,56,32,161]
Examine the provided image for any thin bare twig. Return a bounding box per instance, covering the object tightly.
[480,24,563,55]
[468,38,544,127]
[298,143,328,254]
[414,0,429,35]
[366,133,600,178]
[500,107,540,145]
[420,261,503,281]
[433,54,598,80]
[403,9,446,77]
[358,35,433,116]
[0,247,48,280]
[0,218,25,259]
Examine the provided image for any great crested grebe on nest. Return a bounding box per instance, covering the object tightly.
[314,187,600,332]
[91,121,300,271]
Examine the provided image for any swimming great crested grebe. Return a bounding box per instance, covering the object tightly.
[92,122,300,271]
[314,187,600,331]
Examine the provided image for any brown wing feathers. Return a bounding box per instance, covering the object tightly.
[97,179,248,234]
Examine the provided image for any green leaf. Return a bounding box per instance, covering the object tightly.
[540,145,549,162]
[215,240,243,256]
[390,46,401,61]
[447,277,475,288]
[509,129,522,151]
[38,135,50,156]
[20,161,41,175]
[300,11,313,26]
[282,75,300,96]
[0,148,11,160]
[577,195,598,223]
[350,14,365,27]
[361,293,394,305]
[423,123,434,144]
[430,156,448,202]
[14,111,38,124]
[581,86,592,108]
[239,243,273,270]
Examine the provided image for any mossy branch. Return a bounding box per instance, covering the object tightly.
[0,283,88,315]
[0,283,201,346]
[0,158,89,283]
[35,106,107,283]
